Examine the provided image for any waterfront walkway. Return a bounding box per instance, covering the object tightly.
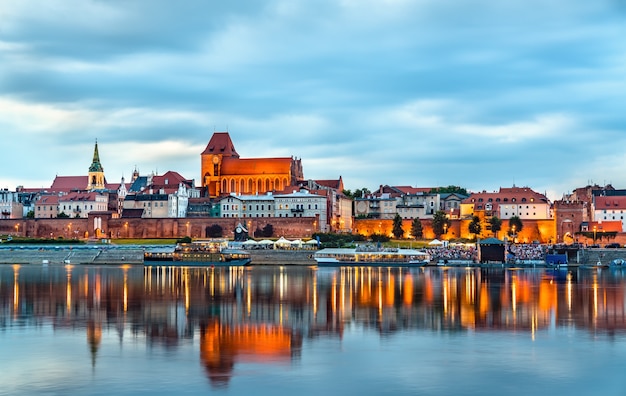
[0,246,144,265]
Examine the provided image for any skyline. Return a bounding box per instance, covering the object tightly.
[1,1,625,200]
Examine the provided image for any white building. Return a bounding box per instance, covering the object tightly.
[274,189,328,231]
[219,193,275,218]
[58,192,109,218]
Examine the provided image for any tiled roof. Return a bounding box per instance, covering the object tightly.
[201,132,240,157]
[50,176,89,192]
[594,196,626,209]
[58,192,102,202]
[121,208,144,218]
[589,220,622,232]
[221,157,294,175]
[315,179,342,190]
[38,195,60,205]
[462,187,549,205]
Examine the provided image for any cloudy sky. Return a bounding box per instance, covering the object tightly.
[1,0,625,200]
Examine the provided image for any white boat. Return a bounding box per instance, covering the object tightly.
[313,245,430,267]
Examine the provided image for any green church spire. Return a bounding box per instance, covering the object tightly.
[89,139,104,172]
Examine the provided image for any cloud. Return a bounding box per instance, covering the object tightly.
[0,0,625,203]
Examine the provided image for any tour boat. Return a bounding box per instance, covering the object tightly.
[144,239,251,266]
[313,245,430,267]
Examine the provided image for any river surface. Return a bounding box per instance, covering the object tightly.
[1,264,626,395]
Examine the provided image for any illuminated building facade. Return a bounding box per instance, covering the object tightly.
[201,132,304,198]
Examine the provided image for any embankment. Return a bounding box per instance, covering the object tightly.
[248,249,316,265]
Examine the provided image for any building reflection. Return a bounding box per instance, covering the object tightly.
[2,264,626,386]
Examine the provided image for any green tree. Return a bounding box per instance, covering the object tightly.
[508,216,523,237]
[432,210,451,238]
[411,217,423,240]
[430,185,468,195]
[392,214,404,239]
[468,216,482,240]
[343,187,372,199]
[26,210,34,218]
[57,212,70,218]
[489,216,502,238]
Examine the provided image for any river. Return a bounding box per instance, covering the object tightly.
[1,264,625,395]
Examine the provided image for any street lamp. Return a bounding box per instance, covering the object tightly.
[443,223,448,240]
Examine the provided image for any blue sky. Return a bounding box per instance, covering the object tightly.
[1,0,625,200]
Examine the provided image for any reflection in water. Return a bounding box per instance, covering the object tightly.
[2,265,626,388]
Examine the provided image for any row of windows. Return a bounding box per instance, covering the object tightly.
[474,197,535,203]
[143,202,164,207]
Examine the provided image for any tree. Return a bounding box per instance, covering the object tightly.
[411,217,423,240]
[262,224,274,238]
[489,216,502,238]
[430,185,468,195]
[206,224,223,238]
[508,216,523,237]
[392,214,404,239]
[344,187,371,199]
[26,210,34,219]
[432,210,450,238]
[468,216,482,240]
[57,212,70,218]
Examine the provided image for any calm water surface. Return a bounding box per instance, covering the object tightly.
[1,264,626,395]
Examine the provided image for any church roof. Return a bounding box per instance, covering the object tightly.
[201,132,240,157]
[89,141,104,172]
[50,176,89,192]
[221,157,294,175]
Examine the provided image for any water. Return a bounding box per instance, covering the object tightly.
[1,264,626,395]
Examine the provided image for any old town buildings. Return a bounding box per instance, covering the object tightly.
[5,131,626,243]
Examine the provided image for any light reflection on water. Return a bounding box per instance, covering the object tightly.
[1,264,626,395]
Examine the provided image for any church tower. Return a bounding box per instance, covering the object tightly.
[87,140,106,190]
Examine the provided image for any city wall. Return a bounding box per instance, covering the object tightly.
[4,216,626,246]
[0,216,317,240]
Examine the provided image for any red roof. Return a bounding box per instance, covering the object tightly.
[463,187,548,204]
[589,220,622,232]
[201,132,239,157]
[38,195,60,205]
[50,176,88,192]
[58,191,102,202]
[595,196,626,209]
[221,157,294,175]
[315,178,344,191]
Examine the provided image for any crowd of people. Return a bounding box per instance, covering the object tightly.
[427,243,548,263]
[507,243,547,261]
[428,245,477,262]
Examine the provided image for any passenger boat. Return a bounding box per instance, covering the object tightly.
[144,239,251,266]
[313,245,430,267]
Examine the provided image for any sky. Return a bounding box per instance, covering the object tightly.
[1,0,625,201]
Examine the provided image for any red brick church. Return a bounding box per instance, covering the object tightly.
[201,132,304,198]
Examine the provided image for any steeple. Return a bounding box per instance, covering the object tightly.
[89,139,104,172]
[87,139,106,190]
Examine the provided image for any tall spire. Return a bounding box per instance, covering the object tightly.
[89,139,104,172]
[87,139,105,190]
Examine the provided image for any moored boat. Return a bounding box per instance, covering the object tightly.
[144,239,251,266]
[313,245,430,267]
